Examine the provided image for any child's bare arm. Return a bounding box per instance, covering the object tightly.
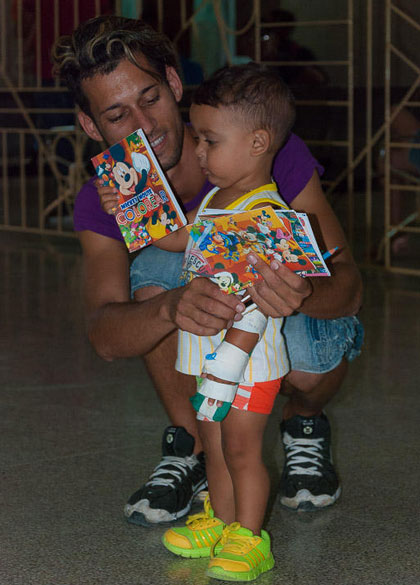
[223,325,260,354]
[191,307,268,421]
[152,226,190,252]
[152,208,197,252]
[97,182,195,253]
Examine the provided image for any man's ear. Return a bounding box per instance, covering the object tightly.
[78,110,103,142]
[166,66,183,102]
[251,129,270,156]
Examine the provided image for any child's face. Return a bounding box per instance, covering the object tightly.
[190,104,255,190]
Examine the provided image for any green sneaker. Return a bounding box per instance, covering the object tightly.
[206,523,274,581]
[162,496,225,558]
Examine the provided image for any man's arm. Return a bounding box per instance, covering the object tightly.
[247,171,363,319]
[79,230,244,360]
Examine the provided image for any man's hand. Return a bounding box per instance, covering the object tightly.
[246,253,312,318]
[167,277,245,337]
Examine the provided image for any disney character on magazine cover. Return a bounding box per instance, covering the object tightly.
[108,143,150,197]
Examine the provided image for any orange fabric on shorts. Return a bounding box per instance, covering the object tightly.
[232,378,282,415]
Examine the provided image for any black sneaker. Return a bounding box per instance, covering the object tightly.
[124,426,207,526]
[279,413,341,511]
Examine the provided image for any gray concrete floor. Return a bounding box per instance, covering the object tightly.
[1,231,420,585]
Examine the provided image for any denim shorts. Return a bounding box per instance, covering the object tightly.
[130,247,364,373]
[130,246,185,295]
[282,311,364,373]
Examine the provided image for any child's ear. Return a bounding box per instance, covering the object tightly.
[251,129,270,156]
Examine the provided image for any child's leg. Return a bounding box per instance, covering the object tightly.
[191,307,268,422]
[161,419,236,559]
[221,408,270,534]
[205,407,275,581]
[197,419,235,525]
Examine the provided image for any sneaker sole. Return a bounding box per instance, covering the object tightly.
[206,554,275,581]
[280,486,341,511]
[125,479,208,526]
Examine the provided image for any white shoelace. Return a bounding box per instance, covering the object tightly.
[283,432,325,477]
[145,455,197,488]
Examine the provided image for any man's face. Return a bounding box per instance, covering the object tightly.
[79,58,184,172]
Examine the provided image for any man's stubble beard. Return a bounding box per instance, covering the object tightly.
[161,120,184,173]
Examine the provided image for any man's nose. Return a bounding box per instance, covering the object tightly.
[133,108,155,135]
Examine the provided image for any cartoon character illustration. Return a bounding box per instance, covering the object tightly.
[275,238,308,265]
[108,143,150,197]
[119,214,152,247]
[149,170,159,184]
[180,270,194,286]
[244,262,260,281]
[147,204,180,239]
[95,159,112,181]
[218,231,242,261]
[255,209,273,235]
[158,204,179,234]
[199,231,225,255]
[275,226,293,241]
[210,269,242,294]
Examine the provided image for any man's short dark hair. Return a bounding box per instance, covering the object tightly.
[52,15,179,116]
[193,62,295,151]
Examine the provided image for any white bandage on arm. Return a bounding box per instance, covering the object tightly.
[231,307,268,341]
[202,310,267,384]
[192,378,238,421]
[197,378,238,402]
[203,342,249,384]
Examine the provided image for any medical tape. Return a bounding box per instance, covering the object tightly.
[196,378,238,402]
[231,307,268,341]
[196,400,218,420]
[203,341,249,383]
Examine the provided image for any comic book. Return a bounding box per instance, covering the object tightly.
[91,128,187,253]
[182,206,330,293]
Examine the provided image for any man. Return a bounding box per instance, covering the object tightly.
[52,16,363,526]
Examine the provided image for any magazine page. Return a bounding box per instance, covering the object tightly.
[91,128,187,253]
[275,210,331,276]
[183,206,323,293]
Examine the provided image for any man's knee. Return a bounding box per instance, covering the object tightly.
[130,247,184,297]
[283,359,348,394]
[283,370,327,394]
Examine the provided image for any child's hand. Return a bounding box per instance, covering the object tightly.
[95,179,119,215]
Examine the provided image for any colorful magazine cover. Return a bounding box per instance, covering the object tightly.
[182,206,328,293]
[274,210,330,276]
[91,128,187,253]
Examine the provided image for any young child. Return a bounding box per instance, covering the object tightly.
[161,63,295,582]
[100,62,295,581]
